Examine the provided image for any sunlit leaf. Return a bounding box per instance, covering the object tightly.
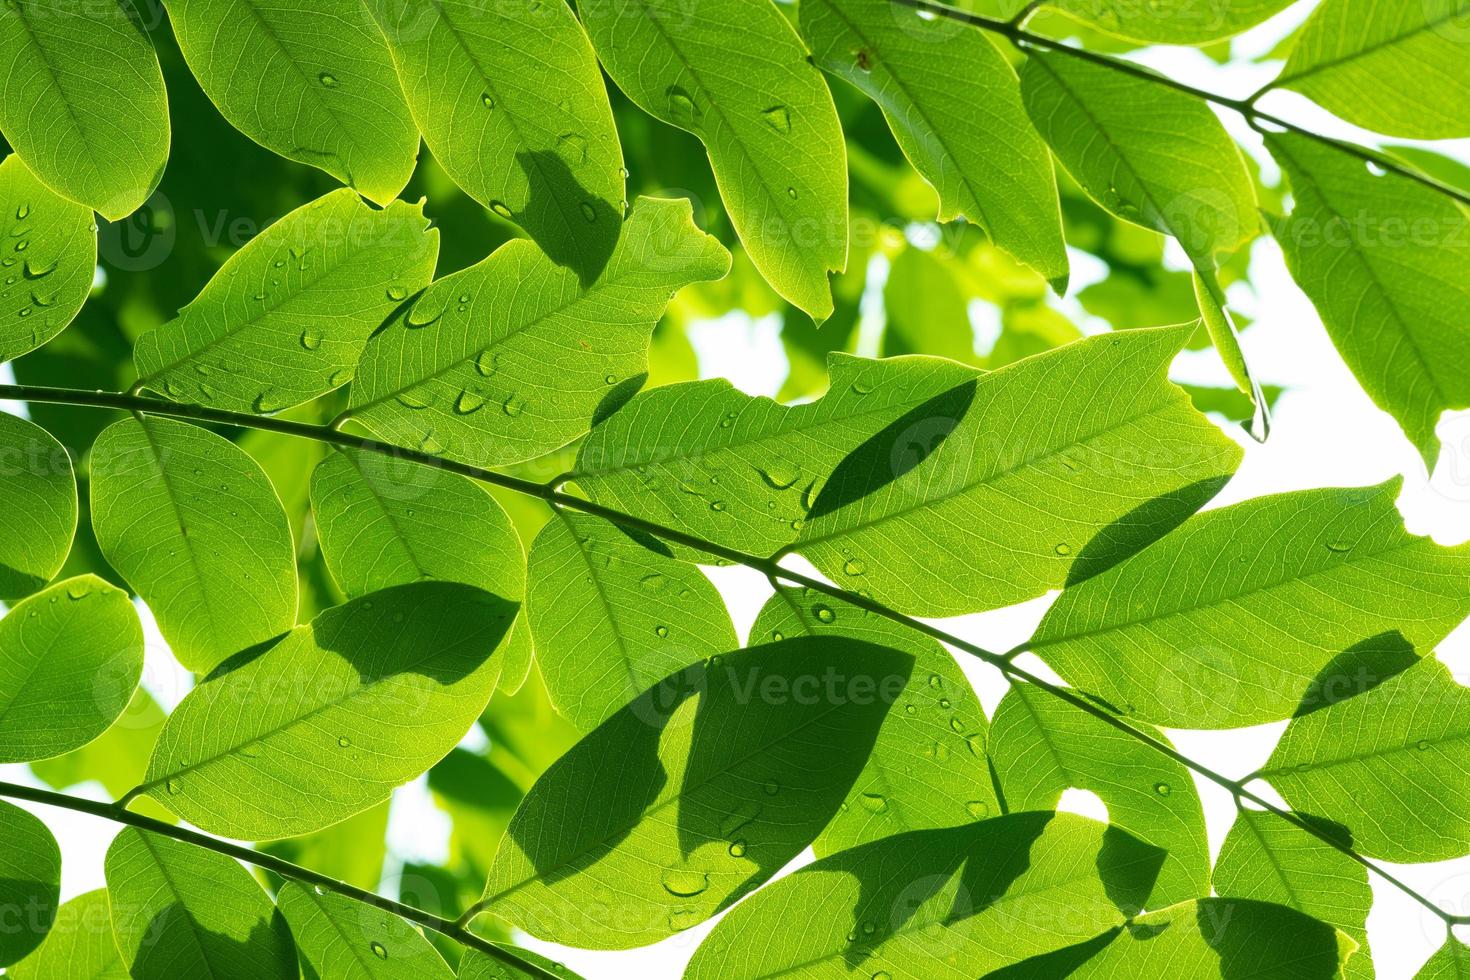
[0,411,76,598]
[0,800,59,968]
[277,881,454,979]
[0,156,95,363]
[7,889,126,980]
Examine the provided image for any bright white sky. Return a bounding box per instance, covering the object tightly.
[4,5,1470,977]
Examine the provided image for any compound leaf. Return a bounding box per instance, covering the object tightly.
[104,827,296,979]
[0,0,168,219]
[345,195,727,467]
[133,189,439,414]
[479,637,911,949]
[142,581,515,839]
[1032,480,1470,728]
[579,0,847,319]
[90,415,297,674]
[0,155,96,363]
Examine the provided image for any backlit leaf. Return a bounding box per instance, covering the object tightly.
[7,889,126,980]
[277,881,454,979]
[0,411,76,599]
[0,156,95,363]
[0,800,59,968]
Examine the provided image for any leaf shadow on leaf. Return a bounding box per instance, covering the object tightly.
[200,630,296,682]
[1291,630,1419,719]
[805,380,977,523]
[592,373,647,427]
[1196,898,1345,979]
[1063,476,1232,588]
[513,150,619,287]
[126,903,295,978]
[0,877,57,967]
[0,564,47,602]
[983,928,1119,979]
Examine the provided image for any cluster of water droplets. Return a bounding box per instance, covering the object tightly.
[4,201,68,343]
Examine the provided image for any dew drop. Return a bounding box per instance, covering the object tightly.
[66,582,90,600]
[709,500,726,512]
[949,717,965,733]
[166,779,183,795]
[387,284,410,301]
[502,393,526,417]
[1418,739,1432,751]
[338,736,351,748]
[786,186,798,199]
[475,349,498,376]
[14,203,29,219]
[419,431,445,455]
[873,973,892,980]
[490,200,513,219]
[966,735,985,758]
[1153,782,1171,796]
[666,85,698,127]
[929,741,951,762]
[1054,543,1072,556]
[557,132,588,164]
[812,604,836,624]
[239,742,262,758]
[22,257,56,279]
[661,868,709,897]
[370,942,387,960]
[604,373,617,385]
[938,697,951,709]
[299,330,321,350]
[771,629,784,641]
[928,674,942,689]
[481,92,496,109]
[319,72,339,88]
[655,625,669,638]
[761,105,791,133]
[406,302,443,327]
[455,389,486,415]
[395,390,431,410]
[843,558,865,576]
[858,793,888,813]
[668,909,703,931]
[728,839,746,858]
[1326,540,1351,553]
[640,573,667,593]
[763,780,779,796]
[964,800,990,819]
[579,201,598,223]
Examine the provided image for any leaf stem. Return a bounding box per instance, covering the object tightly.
[0,381,1454,926]
[0,779,559,979]
[889,0,1470,208]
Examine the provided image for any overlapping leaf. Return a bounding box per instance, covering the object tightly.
[346,196,726,466]
[277,882,454,979]
[0,0,169,218]
[133,189,439,413]
[1046,0,1296,44]
[479,637,911,948]
[579,0,847,319]
[104,827,297,979]
[166,0,420,203]
[750,587,998,854]
[7,890,126,980]
[528,512,735,730]
[142,581,515,839]
[0,801,58,968]
[0,412,76,598]
[801,0,1067,290]
[365,0,624,280]
[1268,131,1470,469]
[1032,481,1470,728]
[90,416,298,674]
[0,156,96,363]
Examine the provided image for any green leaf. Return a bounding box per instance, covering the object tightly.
[1266,131,1470,469]
[345,195,727,466]
[793,326,1242,616]
[479,636,912,948]
[104,827,297,979]
[0,575,142,763]
[0,156,96,363]
[989,683,1208,907]
[572,353,981,559]
[133,189,439,414]
[749,586,998,855]
[1031,480,1470,728]
[90,416,298,674]
[364,0,624,281]
[1276,0,1470,139]
[429,748,523,876]
[579,0,847,319]
[527,511,736,730]
[1259,654,1470,863]
[0,800,59,968]
[1214,811,1374,980]
[260,801,390,893]
[165,0,419,203]
[459,947,583,980]
[0,0,168,219]
[1194,267,1270,441]
[1061,898,1355,977]
[0,411,76,598]
[880,246,982,364]
[800,0,1067,290]
[684,812,1165,979]
[1045,0,1296,43]
[7,889,127,980]
[1020,51,1257,271]
[1420,939,1470,979]
[277,881,453,979]
[142,581,515,840]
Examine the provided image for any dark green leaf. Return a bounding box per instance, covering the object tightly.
[0,800,59,967]
[7,889,127,980]
[0,411,76,598]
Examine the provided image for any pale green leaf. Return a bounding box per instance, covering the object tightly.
[881,246,982,364]
[345,196,727,466]
[142,581,515,840]
[1276,0,1470,139]
[990,683,1208,907]
[1020,51,1258,270]
[0,155,95,362]
[165,0,419,203]
[1062,898,1355,978]
[1046,0,1295,43]
[0,575,142,763]
[429,748,522,876]
[1195,266,1270,440]
[0,0,168,219]
[801,0,1067,290]
[90,416,298,674]
[1260,654,1470,863]
[579,0,847,319]
[104,827,296,979]
[1214,811,1374,980]
[527,511,735,730]
[277,881,453,979]
[0,800,59,968]
[8,890,127,980]
[364,0,624,281]
[0,411,76,598]
[793,325,1242,616]
[1267,131,1470,469]
[1032,480,1470,728]
[261,801,390,893]
[684,812,1164,980]
[572,353,981,558]
[1420,939,1470,979]
[133,189,439,414]
[480,636,912,948]
[458,947,582,980]
[750,586,998,855]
